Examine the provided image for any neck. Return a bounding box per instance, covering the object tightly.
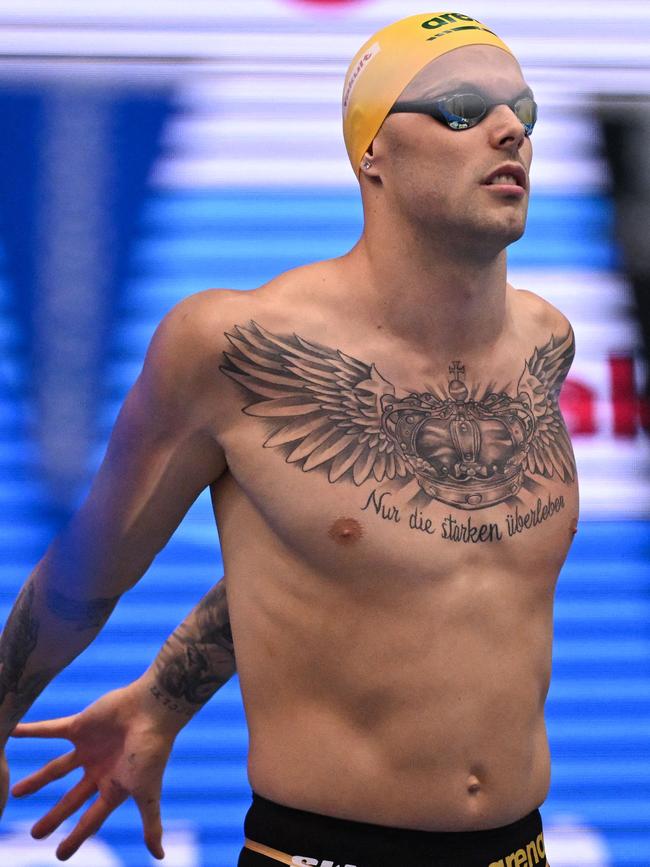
[345,219,510,357]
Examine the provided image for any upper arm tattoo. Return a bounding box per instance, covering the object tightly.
[220,322,576,511]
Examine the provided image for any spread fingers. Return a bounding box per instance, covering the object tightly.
[12,751,79,797]
[30,775,97,840]
[136,793,164,860]
[55,795,119,861]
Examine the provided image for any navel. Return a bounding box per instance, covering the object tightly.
[328,517,364,546]
[467,764,484,795]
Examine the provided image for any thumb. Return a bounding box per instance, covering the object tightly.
[11,716,76,740]
[136,792,164,860]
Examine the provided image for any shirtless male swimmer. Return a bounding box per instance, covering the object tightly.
[0,11,577,867]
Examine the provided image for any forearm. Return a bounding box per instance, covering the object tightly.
[138,579,235,730]
[0,557,120,743]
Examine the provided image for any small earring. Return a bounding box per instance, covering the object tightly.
[363,160,372,170]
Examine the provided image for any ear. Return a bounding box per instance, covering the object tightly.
[359,143,380,178]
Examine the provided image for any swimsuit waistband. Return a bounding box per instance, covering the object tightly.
[241,793,550,867]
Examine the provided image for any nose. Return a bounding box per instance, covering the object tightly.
[487,104,527,151]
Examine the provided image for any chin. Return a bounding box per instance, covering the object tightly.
[503,221,527,247]
[477,212,527,251]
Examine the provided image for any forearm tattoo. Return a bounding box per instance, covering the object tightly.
[0,582,56,724]
[150,582,235,717]
[45,585,119,631]
[0,580,121,728]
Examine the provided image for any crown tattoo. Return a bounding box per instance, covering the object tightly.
[220,322,575,511]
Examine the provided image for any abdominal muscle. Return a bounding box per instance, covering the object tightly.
[228,555,554,832]
[246,701,551,832]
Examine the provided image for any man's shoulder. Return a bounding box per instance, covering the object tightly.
[158,288,253,346]
[150,286,270,367]
[149,261,335,372]
[511,286,573,338]
[163,259,336,334]
[137,289,257,415]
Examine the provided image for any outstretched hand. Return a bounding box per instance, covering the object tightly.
[11,685,176,861]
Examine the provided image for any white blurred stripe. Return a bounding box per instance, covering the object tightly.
[161,112,601,153]
[151,154,607,191]
[171,75,650,109]
[574,437,650,518]
[151,157,355,189]
[578,480,650,518]
[1,28,649,67]
[159,113,606,181]
[508,270,633,321]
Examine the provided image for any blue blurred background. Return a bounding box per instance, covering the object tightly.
[0,1,649,865]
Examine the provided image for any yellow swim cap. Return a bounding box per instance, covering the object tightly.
[342,12,514,174]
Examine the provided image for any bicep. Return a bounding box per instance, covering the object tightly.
[50,299,227,596]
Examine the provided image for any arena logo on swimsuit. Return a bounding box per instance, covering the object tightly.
[488,831,547,866]
[291,857,357,867]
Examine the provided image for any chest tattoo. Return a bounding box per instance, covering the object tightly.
[220,322,576,512]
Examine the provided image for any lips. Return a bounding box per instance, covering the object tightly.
[482,163,527,190]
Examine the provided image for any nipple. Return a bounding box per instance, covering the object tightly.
[328,517,364,546]
[570,518,579,538]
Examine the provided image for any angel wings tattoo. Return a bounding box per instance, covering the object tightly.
[220,322,576,511]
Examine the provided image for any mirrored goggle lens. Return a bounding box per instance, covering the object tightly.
[438,93,537,135]
[438,93,487,130]
[514,96,537,134]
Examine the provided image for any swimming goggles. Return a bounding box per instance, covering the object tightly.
[388,91,537,136]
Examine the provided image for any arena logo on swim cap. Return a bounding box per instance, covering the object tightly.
[342,42,380,115]
[421,11,497,42]
[421,11,480,29]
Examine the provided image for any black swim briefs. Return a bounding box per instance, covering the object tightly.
[238,792,550,867]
